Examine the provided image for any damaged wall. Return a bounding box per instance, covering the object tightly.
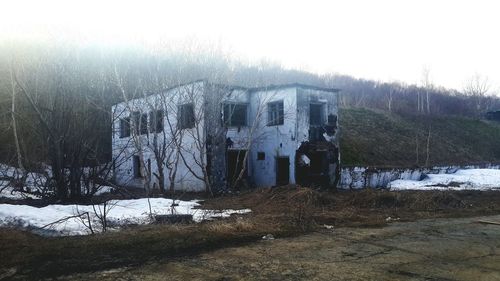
[340,163,500,189]
[295,88,340,188]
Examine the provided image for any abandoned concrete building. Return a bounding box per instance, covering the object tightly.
[111,80,340,192]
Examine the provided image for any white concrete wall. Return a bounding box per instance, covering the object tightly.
[248,88,298,187]
[340,164,500,189]
[111,81,206,191]
[224,86,339,188]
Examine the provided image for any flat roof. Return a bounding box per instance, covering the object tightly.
[112,80,340,106]
[248,83,340,93]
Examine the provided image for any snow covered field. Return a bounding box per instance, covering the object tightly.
[0,198,251,236]
[389,169,500,191]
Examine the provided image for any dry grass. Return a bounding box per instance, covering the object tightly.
[205,217,256,233]
[3,187,500,280]
[204,187,500,228]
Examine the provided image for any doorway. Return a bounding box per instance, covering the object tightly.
[276,156,290,186]
[227,150,247,187]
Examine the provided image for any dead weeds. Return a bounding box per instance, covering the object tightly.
[2,187,500,280]
[203,187,500,228]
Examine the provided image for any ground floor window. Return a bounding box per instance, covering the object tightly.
[133,155,143,178]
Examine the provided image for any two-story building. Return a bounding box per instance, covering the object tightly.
[111,80,340,192]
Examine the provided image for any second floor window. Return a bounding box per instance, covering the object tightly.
[178,103,195,129]
[267,100,284,126]
[119,117,130,138]
[140,113,148,134]
[131,112,140,135]
[149,110,164,133]
[131,111,148,135]
[310,103,325,126]
[224,104,247,127]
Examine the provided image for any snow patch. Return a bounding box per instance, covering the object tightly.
[0,186,41,200]
[0,198,251,236]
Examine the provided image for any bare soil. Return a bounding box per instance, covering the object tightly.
[63,214,500,281]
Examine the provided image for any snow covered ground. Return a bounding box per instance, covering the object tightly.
[389,169,500,191]
[0,198,251,236]
[0,186,41,200]
[1,164,250,236]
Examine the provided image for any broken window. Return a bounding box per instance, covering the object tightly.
[119,117,130,138]
[223,103,247,127]
[149,110,164,133]
[133,155,143,178]
[267,100,284,126]
[328,114,337,125]
[257,152,265,160]
[310,103,324,125]
[178,103,195,129]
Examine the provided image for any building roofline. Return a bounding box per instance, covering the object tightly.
[160,79,207,93]
[112,79,207,107]
[248,83,340,93]
[112,80,340,107]
[207,82,249,91]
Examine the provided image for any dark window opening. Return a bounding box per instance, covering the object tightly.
[131,111,140,135]
[178,103,195,129]
[140,113,148,134]
[224,103,247,127]
[267,101,284,126]
[149,110,164,133]
[328,114,337,125]
[133,155,143,178]
[257,152,265,160]
[120,117,130,138]
[310,103,324,125]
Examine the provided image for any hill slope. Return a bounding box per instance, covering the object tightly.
[339,108,500,167]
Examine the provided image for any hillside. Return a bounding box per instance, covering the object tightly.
[339,108,500,167]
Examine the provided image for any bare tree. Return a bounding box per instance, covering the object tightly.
[5,45,120,200]
[463,73,491,116]
[421,67,432,115]
[385,87,395,113]
[425,126,431,167]
[9,61,27,186]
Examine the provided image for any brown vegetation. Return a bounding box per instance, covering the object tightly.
[2,187,500,280]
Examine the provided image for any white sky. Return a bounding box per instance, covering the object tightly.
[1,0,499,93]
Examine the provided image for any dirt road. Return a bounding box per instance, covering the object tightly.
[64,214,500,281]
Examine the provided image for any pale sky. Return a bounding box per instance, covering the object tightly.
[1,0,499,93]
